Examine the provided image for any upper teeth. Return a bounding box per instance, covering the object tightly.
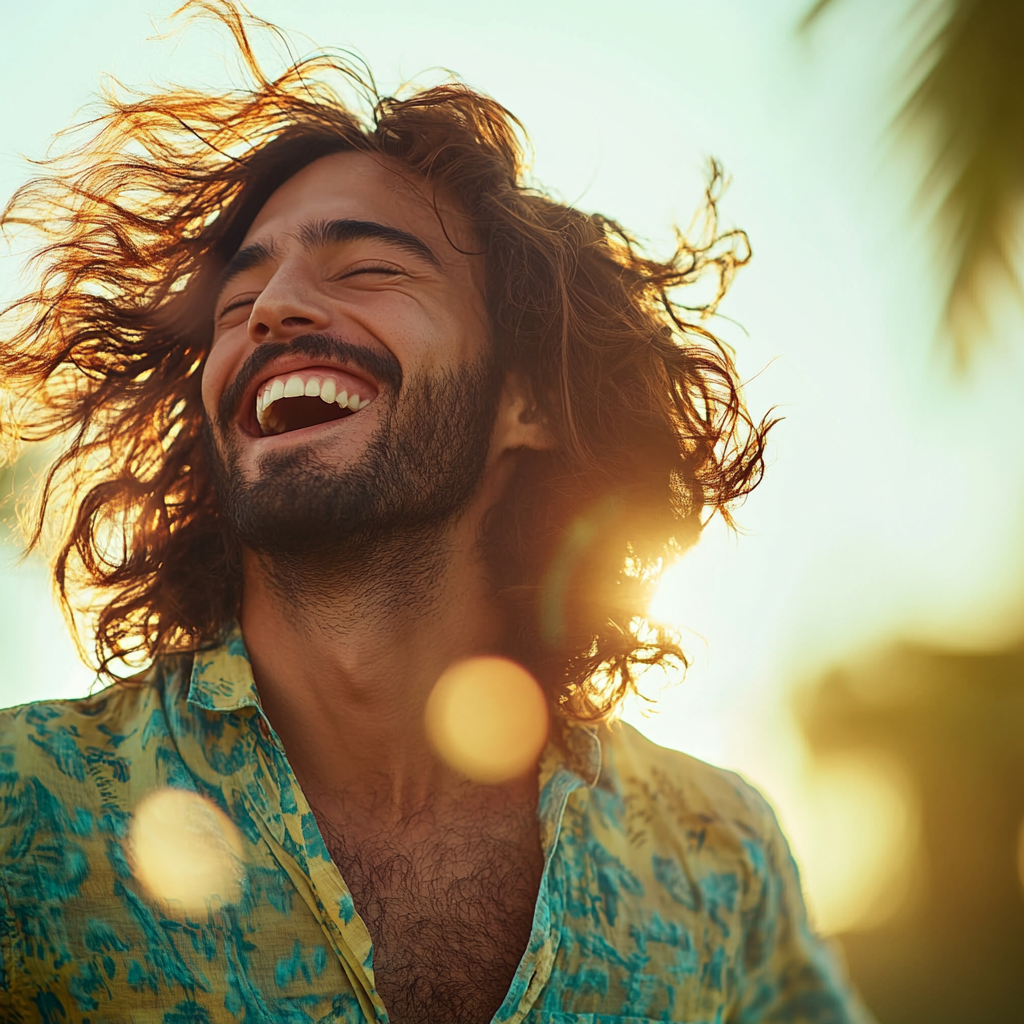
[256,372,372,434]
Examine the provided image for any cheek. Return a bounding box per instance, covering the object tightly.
[449,285,491,363]
[201,340,236,421]
[403,292,490,369]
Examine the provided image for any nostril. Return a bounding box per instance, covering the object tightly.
[281,316,314,328]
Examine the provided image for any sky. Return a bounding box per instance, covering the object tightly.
[3,0,1024,934]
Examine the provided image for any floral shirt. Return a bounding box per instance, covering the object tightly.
[0,628,872,1023]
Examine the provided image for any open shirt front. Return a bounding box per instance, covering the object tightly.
[0,627,872,1023]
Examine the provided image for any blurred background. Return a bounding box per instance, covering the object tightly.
[3,1,1024,1019]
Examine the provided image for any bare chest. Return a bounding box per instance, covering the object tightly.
[316,812,544,1024]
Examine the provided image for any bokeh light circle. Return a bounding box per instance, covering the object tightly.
[425,656,549,784]
[128,787,245,914]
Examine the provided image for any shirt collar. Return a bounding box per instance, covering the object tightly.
[187,623,262,714]
[548,716,603,789]
[186,624,607,790]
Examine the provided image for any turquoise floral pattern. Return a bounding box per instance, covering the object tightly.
[0,628,872,1023]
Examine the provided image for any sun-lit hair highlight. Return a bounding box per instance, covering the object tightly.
[0,0,773,719]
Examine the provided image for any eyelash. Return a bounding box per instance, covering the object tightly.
[216,264,402,319]
[218,297,254,318]
[336,262,402,280]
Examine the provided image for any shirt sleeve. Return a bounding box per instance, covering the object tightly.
[731,788,878,1024]
[0,861,26,1021]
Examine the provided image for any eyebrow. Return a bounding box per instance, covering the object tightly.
[216,216,441,295]
[216,240,278,295]
[299,218,441,268]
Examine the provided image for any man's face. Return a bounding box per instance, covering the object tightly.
[202,150,500,561]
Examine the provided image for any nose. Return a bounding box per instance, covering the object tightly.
[247,262,330,344]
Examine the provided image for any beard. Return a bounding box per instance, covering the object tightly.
[204,334,503,595]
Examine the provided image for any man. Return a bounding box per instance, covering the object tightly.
[0,5,872,1023]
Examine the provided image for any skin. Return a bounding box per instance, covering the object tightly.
[202,151,553,1020]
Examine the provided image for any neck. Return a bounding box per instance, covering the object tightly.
[240,511,513,824]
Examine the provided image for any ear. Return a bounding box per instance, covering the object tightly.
[491,372,555,457]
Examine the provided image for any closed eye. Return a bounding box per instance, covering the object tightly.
[218,297,256,319]
[337,262,404,280]
[215,262,405,323]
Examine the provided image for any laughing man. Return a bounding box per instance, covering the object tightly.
[0,6,872,1023]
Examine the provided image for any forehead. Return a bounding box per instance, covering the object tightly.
[240,150,475,258]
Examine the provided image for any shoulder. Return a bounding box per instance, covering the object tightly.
[600,719,779,840]
[0,657,190,846]
[586,720,795,916]
[0,686,144,818]
[559,723,875,1021]
[0,652,191,739]
[0,660,190,1016]
[0,680,155,769]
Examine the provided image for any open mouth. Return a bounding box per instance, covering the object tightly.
[255,368,375,437]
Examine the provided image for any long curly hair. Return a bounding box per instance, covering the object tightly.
[0,1,773,719]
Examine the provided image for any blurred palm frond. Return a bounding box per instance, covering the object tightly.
[804,0,1024,369]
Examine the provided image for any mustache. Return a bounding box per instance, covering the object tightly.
[216,333,404,428]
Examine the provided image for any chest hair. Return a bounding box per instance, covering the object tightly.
[313,801,544,1024]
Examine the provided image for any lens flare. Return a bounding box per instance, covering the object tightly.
[128,787,245,915]
[425,657,549,784]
